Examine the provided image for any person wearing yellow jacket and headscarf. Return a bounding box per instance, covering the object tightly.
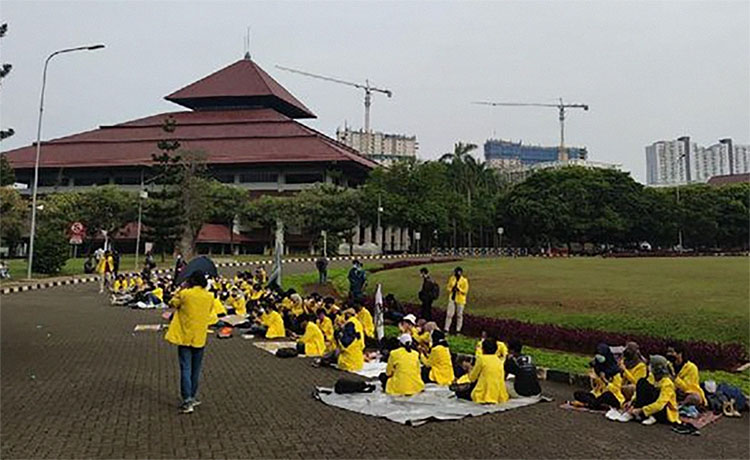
[337,310,365,371]
[261,305,286,339]
[96,251,115,293]
[295,315,326,357]
[164,271,214,414]
[444,266,469,334]
[627,355,682,426]
[667,343,706,407]
[228,290,247,316]
[455,338,509,404]
[316,308,335,352]
[420,330,454,385]
[380,334,425,396]
[355,304,375,340]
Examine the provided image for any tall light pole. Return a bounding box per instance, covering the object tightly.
[675,152,686,250]
[27,44,105,279]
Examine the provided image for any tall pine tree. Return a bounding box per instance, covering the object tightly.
[142,117,184,261]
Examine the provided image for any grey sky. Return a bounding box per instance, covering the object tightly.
[2,0,748,182]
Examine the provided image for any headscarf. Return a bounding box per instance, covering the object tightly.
[431,330,448,347]
[593,343,620,379]
[623,341,646,369]
[649,354,672,380]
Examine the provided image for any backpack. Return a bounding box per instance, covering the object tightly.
[717,383,747,412]
[334,378,376,394]
[428,279,440,300]
[275,347,298,358]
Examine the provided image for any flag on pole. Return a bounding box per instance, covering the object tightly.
[267,219,284,289]
[374,283,384,341]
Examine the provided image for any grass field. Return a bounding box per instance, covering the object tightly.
[367,257,749,346]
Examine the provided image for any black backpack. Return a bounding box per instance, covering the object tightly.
[334,378,377,394]
[275,347,298,358]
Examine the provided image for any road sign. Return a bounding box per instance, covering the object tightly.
[69,222,86,244]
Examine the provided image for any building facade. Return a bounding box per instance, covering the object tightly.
[645,137,750,185]
[336,128,418,166]
[484,139,587,169]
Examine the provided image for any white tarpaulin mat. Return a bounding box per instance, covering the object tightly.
[314,384,546,426]
[341,360,387,378]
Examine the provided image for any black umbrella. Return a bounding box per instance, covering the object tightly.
[174,256,218,286]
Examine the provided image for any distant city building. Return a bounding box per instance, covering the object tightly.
[500,158,622,184]
[645,137,750,185]
[484,139,587,170]
[336,127,418,166]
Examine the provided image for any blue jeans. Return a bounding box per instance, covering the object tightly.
[178,346,205,403]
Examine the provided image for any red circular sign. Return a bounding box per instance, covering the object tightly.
[70,222,85,236]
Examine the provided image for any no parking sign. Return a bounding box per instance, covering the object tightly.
[69,222,86,245]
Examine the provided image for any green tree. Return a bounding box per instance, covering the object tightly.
[0,187,26,252]
[0,154,15,186]
[77,185,136,243]
[0,23,13,142]
[31,223,69,274]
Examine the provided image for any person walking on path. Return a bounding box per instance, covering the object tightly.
[164,270,214,414]
[444,266,469,333]
[316,256,329,284]
[417,267,439,321]
[96,250,114,293]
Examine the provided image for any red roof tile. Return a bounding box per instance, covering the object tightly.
[165,58,315,119]
[707,173,750,186]
[196,223,251,244]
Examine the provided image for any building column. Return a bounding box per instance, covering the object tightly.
[402,228,411,252]
[384,227,392,252]
[363,226,372,245]
[393,227,401,251]
[353,223,361,246]
[375,226,383,251]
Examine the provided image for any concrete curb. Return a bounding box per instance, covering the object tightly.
[0,253,431,296]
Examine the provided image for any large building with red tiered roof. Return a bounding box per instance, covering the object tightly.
[4,55,378,195]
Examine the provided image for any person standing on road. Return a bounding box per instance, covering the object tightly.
[96,250,114,293]
[316,256,328,284]
[417,267,439,321]
[444,266,469,333]
[164,270,214,414]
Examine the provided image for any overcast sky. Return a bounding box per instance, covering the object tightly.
[1,0,748,182]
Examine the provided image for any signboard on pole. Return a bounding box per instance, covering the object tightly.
[69,222,86,245]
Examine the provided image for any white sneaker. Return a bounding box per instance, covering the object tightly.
[605,408,620,421]
[617,411,634,423]
[641,415,657,425]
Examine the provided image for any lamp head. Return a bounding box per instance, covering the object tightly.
[87,44,105,50]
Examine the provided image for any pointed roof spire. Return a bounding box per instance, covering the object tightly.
[165,58,316,119]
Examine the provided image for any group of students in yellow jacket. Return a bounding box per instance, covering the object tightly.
[573,341,707,427]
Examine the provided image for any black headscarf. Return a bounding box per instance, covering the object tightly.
[594,343,620,379]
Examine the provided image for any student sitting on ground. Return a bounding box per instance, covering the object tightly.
[619,341,647,401]
[666,343,706,408]
[316,308,335,352]
[295,315,326,357]
[455,337,509,404]
[625,355,683,427]
[262,304,286,339]
[420,330,454,385]
[573,343,625,410]
[379,334,425,396]
[355,303,375,342]
[399,314,417,335]
[505,340,542,397]
[336,309,365,371]
[228,289,247,316]
[475,331,509,364]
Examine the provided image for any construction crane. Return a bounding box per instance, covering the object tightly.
[276,65,392,133]
[473,98,589,161]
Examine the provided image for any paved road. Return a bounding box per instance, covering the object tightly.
[1,260,748,459]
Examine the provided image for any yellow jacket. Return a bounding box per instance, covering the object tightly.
[165,286,214,348]
[643,377,680,423]
[229,296,247,316]
[675,361,706,405]
[468,354,508,404]
[317,316,335,351]
[152,287,164,302]
[386,348,425,396]
[97,256,114,274]
[446,275,469,305]
[300,322,326,357]
[592,373,625,406]
[622,362,647,385]
[357,308,375,338]
[475,340,508,362]
[421,344,454,385]
[263,310,286,339]
[113,280,122,292]
[337,317,365,371]
[412,328,431,349]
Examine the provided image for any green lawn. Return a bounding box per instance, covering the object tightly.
[368,257,750,346]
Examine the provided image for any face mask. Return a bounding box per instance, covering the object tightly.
[666,355,677,363]
[623,350,635,360]
[594,354,606,363]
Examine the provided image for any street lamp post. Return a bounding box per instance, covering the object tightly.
[675,153,686,251]
[134,189,148,271]
[26,44,105,279]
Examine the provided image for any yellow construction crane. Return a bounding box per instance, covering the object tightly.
[473,98,589,161]
[276,65,392,134]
